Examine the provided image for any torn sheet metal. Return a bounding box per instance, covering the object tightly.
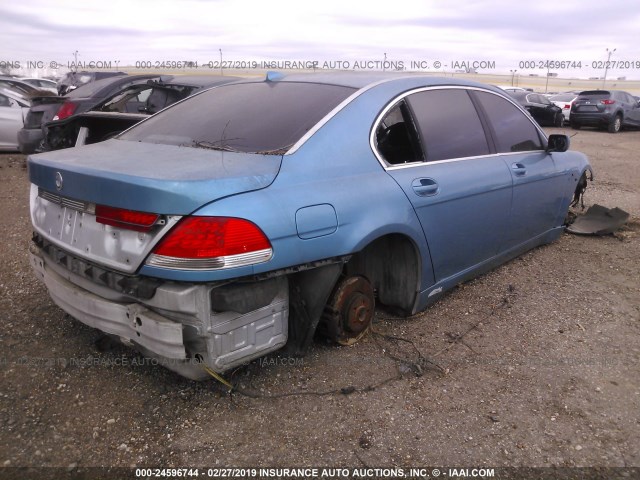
[567,204,630,236]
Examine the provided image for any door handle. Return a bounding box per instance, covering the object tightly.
[411,178,439,196]
[511,163,527,176]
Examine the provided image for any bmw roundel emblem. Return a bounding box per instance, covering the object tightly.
[55,172,63,191]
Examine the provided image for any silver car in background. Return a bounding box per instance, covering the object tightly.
[0,88,31,151]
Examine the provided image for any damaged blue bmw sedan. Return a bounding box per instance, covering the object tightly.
[28,72,592,380]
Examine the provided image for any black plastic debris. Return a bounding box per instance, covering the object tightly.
[567,204,630,236]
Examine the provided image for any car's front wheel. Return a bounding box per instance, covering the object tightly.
[554,113,564,127]
[608,114,622,133]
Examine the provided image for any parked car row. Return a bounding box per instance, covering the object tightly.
[500,87,640,133]
[17,73,240,153]
[19,73,145,153]
[2,72,135,153]
[5,75,639,154]
[27,72,593,380]
[44,74,239,151]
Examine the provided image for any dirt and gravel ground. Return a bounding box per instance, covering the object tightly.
[0,127,639,478]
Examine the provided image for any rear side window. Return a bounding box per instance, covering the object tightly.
[374,100,423,164]
[579,90,610,99]
[120,82,356,154]
[473,91,543,153]
[407,89,490,162]
[617,92,634,104]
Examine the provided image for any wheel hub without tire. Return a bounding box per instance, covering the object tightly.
[321,276,375,345]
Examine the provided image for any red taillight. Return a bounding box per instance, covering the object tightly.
[53,101,78,120]
[564,104,571,109]
[600,99,615,105]
[147,217,272,270]
[95,205,159,232]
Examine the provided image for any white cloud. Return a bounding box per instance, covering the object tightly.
[1,0,639,78]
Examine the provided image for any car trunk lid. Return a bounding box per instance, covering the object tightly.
[28,138,282,214]
[28,139,282,273]
[573,91,610,113]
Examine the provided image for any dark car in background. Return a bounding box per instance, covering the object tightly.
[45,75,240,151]
[570,90,640,133]
[56,70,126,95]
[18,74,159,153]
[508,91,565,127]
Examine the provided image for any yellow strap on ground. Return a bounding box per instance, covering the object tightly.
[202,364,234,390]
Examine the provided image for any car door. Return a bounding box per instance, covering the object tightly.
[530,94,554,125]
[380,87,513,283]
[0,93,25,149]
[539,95,559,125]
[621,92,640,124]
[472,90,567,249]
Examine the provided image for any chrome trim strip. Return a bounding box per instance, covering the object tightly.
[38,188,95,214]
[146,248,273,271]
[369,85,548,171]
[384,150,548,171]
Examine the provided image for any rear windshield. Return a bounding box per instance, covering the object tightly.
[65,75,126,98]
[579,90,610,97]
[119,82,357,154]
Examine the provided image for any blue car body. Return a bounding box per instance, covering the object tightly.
[28,73,592,380]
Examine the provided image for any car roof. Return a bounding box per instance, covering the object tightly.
[0,87,32,104]
[21,77,56,82]
[156,75,243,87]
[65,74,160,99]
[231,71,505,92]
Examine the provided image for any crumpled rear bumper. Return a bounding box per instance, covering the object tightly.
[29,244,289,380]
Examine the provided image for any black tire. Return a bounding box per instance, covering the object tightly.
[608,114,622,133]
[554,113,564,127]
[572,123,581,130]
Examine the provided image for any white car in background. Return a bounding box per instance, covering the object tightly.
[0,88,31,151]
[549,92,579,122]
[20,78,58,95]
[497,85,534,93]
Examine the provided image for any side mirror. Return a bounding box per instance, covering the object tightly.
[547,134,570,153]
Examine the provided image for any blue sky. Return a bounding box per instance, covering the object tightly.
[1,0,639,79]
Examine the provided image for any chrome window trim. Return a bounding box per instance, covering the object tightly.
[384,150,547,171]
[286,77,402,156]
[369,85,548,171]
